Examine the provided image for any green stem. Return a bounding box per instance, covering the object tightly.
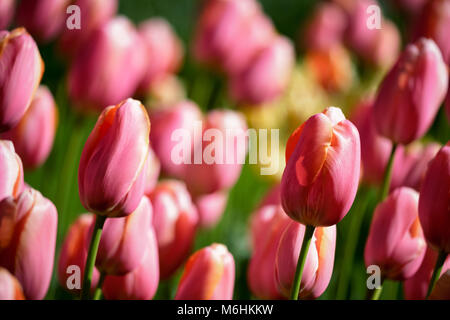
[290,225,315,300]
[426,251,447,298]
[93,272,106,300]
[380,143,397,201]
[80,215,106,300]
[367,279,384,300]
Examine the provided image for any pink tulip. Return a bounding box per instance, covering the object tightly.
[248,204,290,299]
[365,187,426,280]
[149,180,198,279]
[102,215,159,300]
[58,214,99,295]
[175,243,235,300]
[193,0,275,75]
[429,270,450,300]
[149,100,203,178]
[0,0,14,30]
[419,143,450,253]
[414,0,450,65]
[184,109,248,196]
[275,221,336,299]
[281,107,361,226]
[0,267,24,300]
[16,0,70,42]
[0,188,57,299]
[404,246,450,299]
[195,190,228,228]
[1,86,57,169]
[373,38,448,144]
[229,36,295,105]
[59,0,118,59]
[351,98,393,185]
[78,98,150,217]
[0,140,23,201]
[68,17,146,112]
[303,2,347,51]
[0,28,44,131]
[138,18,184,92]
[143,147,160,195]
[368,20,401,69]
[96,196,153,275]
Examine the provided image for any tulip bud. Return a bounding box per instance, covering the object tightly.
[102,215,159,300]
[138,18,184,93]
[193,0,275,75]
[59,0,118,59]
[184,110,248,196]
[149,180,198,279]
[0,0,14,30]
[303,2,347,51]
[58,214,99,295]
[78,98,150,217]
[414,0,450,65]
[429,270,450,300]
[143,147,160,195]
[1,86,57,169]
[248,205,290,299]
[149,100,203,177]
[175,243,235,300]
[419,143,450,253]
[365,187,426,280]
[373,38,448,144]
[404,246,450,299]
[16,0,70,42]
[0,188,57,299]
[0,140,23,201]
[229,36,295,105]
[0,267,24,300]
[281,107,361,226]
[194,190,228,229]
[68,17,146,112]
[96,196,153,275]
[0,28,44,131]
[275,221,336,299]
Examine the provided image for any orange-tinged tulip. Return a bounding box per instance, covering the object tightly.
[0,267,25,300]
[0,140,23,201]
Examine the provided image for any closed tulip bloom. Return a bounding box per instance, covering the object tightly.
[138,18,184,92]
[143,147,160,195]
[149,100,203,177]
[149,180,198,279]
[78,98,150,217]
[429,270,450,300]
[229,36,295,105]
[365,187,426,280]
[281,107,361,226]
[175,243,235,300]
[0,141,23,201]
[404,246,450,299]
[276,222,336,299]
[16,0,70,42]
[68,17,145,112]
[248,205,290,299]
[419,143,450,253]
[57,214,99,295]
[194,190,228,228]
[59,0,118,59]
[0,267,24,300]
[96,196,152,275]
[373,38,448,145]
[193,0,275,75]
[102,221,159,300]
[0,0,14,30]
[0,188,57,299]
[1,86,57,169]
[184,110,248,196]
[0,28,44,131]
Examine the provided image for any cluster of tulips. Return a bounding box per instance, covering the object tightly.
[0,0,450,301]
